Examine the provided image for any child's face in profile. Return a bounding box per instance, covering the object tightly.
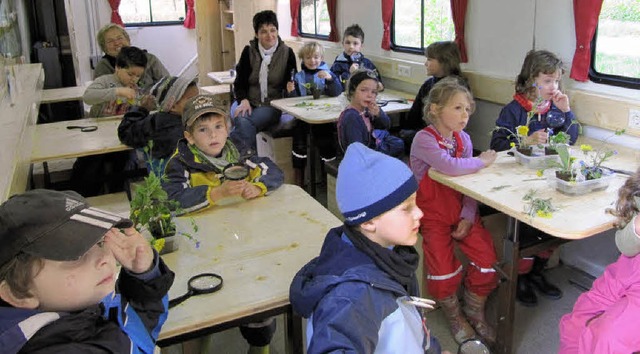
[367,193,423,248]
[343,35,363,56]
[351,78,378,112]
[115,65,144,88]
[185,114,229,157]
[533,70,561,101]
[171,85,200,115]
[303,50,323,70]
[425,57,444,77]
[432,91,472,134]
[27,240,117,312]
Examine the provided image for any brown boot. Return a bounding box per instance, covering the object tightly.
[462,289,496,346]
[438,295,476,344]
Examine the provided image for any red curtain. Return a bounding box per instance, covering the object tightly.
[450,0,468,62]
[290,0,301,37]
[381,0,394,50]
[570,0,603,82]
[327,0,338,42]
[108,0,123,26]
[183,0,195,29]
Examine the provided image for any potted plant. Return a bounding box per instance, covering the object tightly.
[130,143,198,253]
[546,131,570,155]
[303,82,322,99]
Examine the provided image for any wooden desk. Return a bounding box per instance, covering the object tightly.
[270,90,411,196]
[429,150,639,354]
[30,116,129,163]
[207,71,236,85]
[41,85,85,104]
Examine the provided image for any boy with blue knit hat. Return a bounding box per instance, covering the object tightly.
[290,142,445,353]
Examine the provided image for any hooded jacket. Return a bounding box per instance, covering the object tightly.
[290,226,435,354]
[292,62,343,97]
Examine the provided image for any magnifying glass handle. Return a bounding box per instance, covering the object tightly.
[169,290,193,309]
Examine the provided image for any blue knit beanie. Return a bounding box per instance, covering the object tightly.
[337,142,418,225]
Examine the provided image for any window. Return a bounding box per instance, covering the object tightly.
[392,0,454,53]
[119,0,186,26]
[589,0,640,89]
[299,0,330,38]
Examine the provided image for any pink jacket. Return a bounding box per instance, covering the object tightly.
[559,254,640,353]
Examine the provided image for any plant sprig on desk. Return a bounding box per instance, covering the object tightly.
[522,189,557,218]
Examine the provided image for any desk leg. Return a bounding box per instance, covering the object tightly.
[285,306,304,354]
[495,217,520,354]
[308,127,317,197]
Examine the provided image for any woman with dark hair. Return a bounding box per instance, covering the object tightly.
[230,10,298,152]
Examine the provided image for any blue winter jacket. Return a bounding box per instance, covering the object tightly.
[290,226,440,354]
[292,62,343,97]
[330,52,381,85]
[490,99,579,152]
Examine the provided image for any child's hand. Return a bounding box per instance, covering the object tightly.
[104,227,154,274]
[139,94,156,111]
[478,149,497,166]
[116,87,137,100]
[318,71,332,81]
[525,129,548,145]
[377,81,384,91]
[209,180,247,202]
[367,101,380,117]
[551,90,570,112]
[286,81,295,93]
[242,184,262,200]
[349,63,360,73]
[451,219,473,240]
[234,99,252,118]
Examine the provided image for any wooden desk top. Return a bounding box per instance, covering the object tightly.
[41,85,85,104]
[207,71,236,85]
[30,116,129,163]
[270,89,411,125]
[429,149,639,240]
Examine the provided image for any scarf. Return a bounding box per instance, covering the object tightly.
[343,225,419,292]
[258,39,279,103]
[513,93,551,116]
[189,140,240,171]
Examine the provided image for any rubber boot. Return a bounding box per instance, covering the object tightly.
[462,289,496,346]
[438,295,476,344]
[516,275,538,306]
[528,256,563,299]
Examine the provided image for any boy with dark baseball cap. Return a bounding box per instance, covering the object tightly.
[0,189,174,353]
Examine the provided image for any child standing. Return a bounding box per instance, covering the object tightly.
[330,24,383,90]
[559,168,640,353]
[289,41,342,186]
[0,189,174,353]
[410,77,498,345]
[290,142,448,354]
[490,50,579,307]
[118,73,199,172]
[337,69,403,157]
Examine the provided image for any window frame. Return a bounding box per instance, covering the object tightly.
[588,26,640,90]
[297,0,330,40]
[390,6,424,55]
[121,0,187,27]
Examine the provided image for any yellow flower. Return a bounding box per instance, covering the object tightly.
[151,238,166,252]
[516,125,529,136]
[536,170,544,177]
[536,210,552,218]
[580,144,593,152]
[510,142,516,148]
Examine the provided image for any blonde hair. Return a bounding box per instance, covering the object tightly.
[298,41,324,59]
[97,24,130,53]
[609,167,640,228]
[423,76,475,125]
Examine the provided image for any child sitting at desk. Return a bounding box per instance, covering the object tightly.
[559,168,640,353]
[337,69,403,157]
[331,24,383,90]
[410,77,498,346]
[290,142,447,354]
[289,41,343,187]
[490,49,579,307]
[0,189,174,353]
[118,73,199,172]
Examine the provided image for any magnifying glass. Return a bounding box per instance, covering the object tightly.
[168,273,223,308]
[223,163,249,181]
[458,338,491,354]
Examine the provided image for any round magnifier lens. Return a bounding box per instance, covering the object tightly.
[189,273,223,292]
[223,164,249,181]
[546,111,566,128]
[458,339,491,354]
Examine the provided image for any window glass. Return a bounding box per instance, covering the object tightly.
[393,0,454,52]
[300,0,330,38]
[120,0,186,25]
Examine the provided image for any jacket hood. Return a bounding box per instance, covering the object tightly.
[0,306,60,354]
[290,226,408,317]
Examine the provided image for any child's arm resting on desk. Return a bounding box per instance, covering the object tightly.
[412,130,486,176]
[245,155,284,195]
[162,156,217,213]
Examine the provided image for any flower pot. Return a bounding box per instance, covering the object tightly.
[158,234,180,254]
[311,88,321,99]
[545,169,614,195]
[513,147,560,169]
[544,147,558,155]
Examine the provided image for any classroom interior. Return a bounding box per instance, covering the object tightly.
[1,0,640,353]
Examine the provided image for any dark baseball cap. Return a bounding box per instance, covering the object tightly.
[182,94,230,129]
[0,189,133,266]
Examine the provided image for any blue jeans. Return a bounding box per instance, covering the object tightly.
[230,102,294,151]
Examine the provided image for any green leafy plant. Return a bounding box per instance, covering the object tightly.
[578,129,625,180]
[522,189,557,218]
[303,81,321,99]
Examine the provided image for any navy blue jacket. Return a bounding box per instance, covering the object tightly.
[291,62,343,97]
[330,52,381,85]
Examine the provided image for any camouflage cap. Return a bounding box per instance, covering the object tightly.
[182,94,231,129]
